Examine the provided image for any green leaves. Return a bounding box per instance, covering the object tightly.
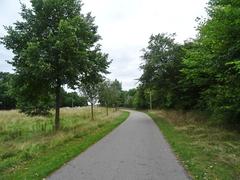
[0,73,16,110]
[1,0,108,121]
[137,0,240,122]
[98,79,123,108]
[182,0,240,121]
[140,33,184,109]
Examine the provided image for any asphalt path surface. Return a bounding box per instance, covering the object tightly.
[47,110,189,180]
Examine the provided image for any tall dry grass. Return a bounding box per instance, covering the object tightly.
[0,106,120,174]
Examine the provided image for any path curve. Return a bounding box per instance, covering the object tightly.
[47,110,189,180]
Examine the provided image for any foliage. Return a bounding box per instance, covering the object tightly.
[61,90,87,107]
[122,88,137,108]
[79,45,110,119]
[132,0,240,124]
[1,0,106,129]
[133,86,148,109]
[139,33,185,109]
[98,80,112,108]
[110,79,123,108]
[0,72,16,109]
[98,79,123,109]
[80,45,110,106]
[182,0,240,122]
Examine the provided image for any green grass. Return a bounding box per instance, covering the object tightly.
[148,110,240,180]
[0,107,129,180]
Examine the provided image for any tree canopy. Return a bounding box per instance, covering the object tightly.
[124,0,240,124]
[1,0,109,129]
[139,33,185,109]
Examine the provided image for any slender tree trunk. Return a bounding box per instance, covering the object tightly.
[149,90,152,110]
[91,103,94,120]
[71,97,74,108]
[106,103,108,116]
[55,82,61,130]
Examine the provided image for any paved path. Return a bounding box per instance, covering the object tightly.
[47,110,189,180]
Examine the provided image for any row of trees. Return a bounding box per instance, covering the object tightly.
[0,72,88,109]
[80,78,123,120]
[0,0,111,130]
[124,0,240,124]
[0,67,123,120]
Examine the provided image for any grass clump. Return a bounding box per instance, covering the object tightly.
[0,107,129,180]
[148,110,240,180]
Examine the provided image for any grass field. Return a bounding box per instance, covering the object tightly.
[148,110,240,180]
[0,107,129,180]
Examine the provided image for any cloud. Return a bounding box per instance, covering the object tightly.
[83,0,208,89]
[0,0,208,90]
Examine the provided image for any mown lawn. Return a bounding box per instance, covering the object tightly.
[148,110,240,180]
[0,107,129,180]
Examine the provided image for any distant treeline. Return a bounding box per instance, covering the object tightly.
[123,0,240,124]
[0,72,88,109]
[0,70,125,113]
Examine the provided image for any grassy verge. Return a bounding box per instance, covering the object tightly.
[148,110,240,180]
[0,107,129,180]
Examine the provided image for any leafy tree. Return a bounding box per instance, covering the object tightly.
[80,45,110,120]
[132,0,240,125]
[0,72,16,109]
[110,79,122,110]
[132,85,148,109]
[140,33,184,108]
[183,0,240,122]
[98,79,123,113]
[1,0,101,129]
[98,80,112,115]
[80,82,100,120]
[122,88,137,108]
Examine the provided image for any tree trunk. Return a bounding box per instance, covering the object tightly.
[55,82,61,130]
[106,103,108,116]
[91,103,94,120]
[149,90,152,110]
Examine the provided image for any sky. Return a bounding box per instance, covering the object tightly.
[0,0,208,90]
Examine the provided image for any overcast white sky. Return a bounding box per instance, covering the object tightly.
[0,0,208,90]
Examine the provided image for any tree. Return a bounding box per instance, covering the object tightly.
[182,0,240,122]
[98,80,112,115]
[140,33,184,109]
[122,88,137,108]
[98,79,123,113]
[1,0,101,129]
[110,79,122,110]
[81,83,99,120]
[80,45,110,120]
[132,85,148,109]
[0,72,16,109]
